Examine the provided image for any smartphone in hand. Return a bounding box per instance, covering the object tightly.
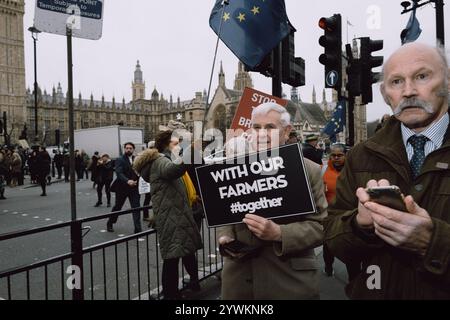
[366,185,407,212]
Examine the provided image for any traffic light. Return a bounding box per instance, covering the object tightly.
[360,37,383,104]
[244,23,305,87]
[244,51,274,77]
[318,14,342,91]
[345,44,361,98]
[281,24,305,87]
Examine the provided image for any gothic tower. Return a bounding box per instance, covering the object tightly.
[233,61,253,91]
[290,87,299,103]
[0,0,26,140]
[132,60,146,101]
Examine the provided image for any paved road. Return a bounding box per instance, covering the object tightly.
[0,178,220,300]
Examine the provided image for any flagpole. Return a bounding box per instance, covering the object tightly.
[202,0,229,129]
[346,18,349,44]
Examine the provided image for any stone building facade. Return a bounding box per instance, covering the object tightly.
[0,0,26,143]
[26,61,335,147]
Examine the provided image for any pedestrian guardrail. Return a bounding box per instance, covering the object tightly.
[0,206,222,300]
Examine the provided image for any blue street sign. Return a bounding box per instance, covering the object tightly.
[326,70,339,87]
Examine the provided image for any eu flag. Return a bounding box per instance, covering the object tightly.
[401,7,422,45]
[322,100,346,142]
[209,0,290,69]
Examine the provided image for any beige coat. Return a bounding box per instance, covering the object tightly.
[218,158,327,300]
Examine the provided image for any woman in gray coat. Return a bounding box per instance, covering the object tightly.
[133,130,202,299]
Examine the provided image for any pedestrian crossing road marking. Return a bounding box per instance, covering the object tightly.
[45,218,51,221]
[3,210,8,213]
[118,234,125,237]
[100,230,107,233]
[33,216,40,219]
[22,214,28,217]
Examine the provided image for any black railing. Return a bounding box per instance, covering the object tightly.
[0,206,223,300]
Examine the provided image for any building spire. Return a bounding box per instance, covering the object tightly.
[134,60,143,83]
[132,60,146,100]
[219,61,226,87]
[312,86,317,104]
[234,61,253,91]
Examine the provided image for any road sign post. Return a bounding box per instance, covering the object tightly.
[34,0,104,301]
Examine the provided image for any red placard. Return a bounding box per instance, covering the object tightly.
[229,87,288,137]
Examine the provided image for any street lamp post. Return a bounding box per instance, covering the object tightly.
[28,26,41,143]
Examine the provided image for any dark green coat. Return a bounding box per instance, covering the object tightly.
[324,112,450,299]
[133,149,202,260]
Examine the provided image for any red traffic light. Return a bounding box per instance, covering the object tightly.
[319,16,338,32]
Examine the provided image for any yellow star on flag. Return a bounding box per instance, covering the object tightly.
[237,12,246,22]
[223,12,230,22]
[251,6,260,15]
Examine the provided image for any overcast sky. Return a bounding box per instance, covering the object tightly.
[23,0,450,122]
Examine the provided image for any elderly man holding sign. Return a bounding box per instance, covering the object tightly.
[218,102,328,299]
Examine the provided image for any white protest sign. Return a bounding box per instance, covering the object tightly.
[138,177,151,195]
[34,0,104,40]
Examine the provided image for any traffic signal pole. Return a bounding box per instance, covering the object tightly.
[272,44,283,98]
[435,0,445,46]
[347,97,355,146]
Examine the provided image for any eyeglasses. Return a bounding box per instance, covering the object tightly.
[330,153,345,158]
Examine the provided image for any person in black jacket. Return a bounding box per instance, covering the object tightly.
[90,151,100,189]
[107,143,142,233]
[302,134,324,165]
[35,146,51,196]
[53,150,64,179]
[94,153,114,207]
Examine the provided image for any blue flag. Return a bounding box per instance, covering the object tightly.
[209,0,290,69]
[322,100,346,143]
[401,7,422,44]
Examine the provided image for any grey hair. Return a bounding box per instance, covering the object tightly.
[436,44,449,89]
[330,143,346,154]
[251,102,291,127]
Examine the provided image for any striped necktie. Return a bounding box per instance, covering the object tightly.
[408,135,428,179]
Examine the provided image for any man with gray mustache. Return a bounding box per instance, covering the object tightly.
[324,42,450,299]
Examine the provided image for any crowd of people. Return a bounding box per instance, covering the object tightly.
[0,145,52,197]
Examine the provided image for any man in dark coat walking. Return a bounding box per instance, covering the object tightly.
[107,143,142,233]
[53,150,63,179]
[35,146,51,196]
